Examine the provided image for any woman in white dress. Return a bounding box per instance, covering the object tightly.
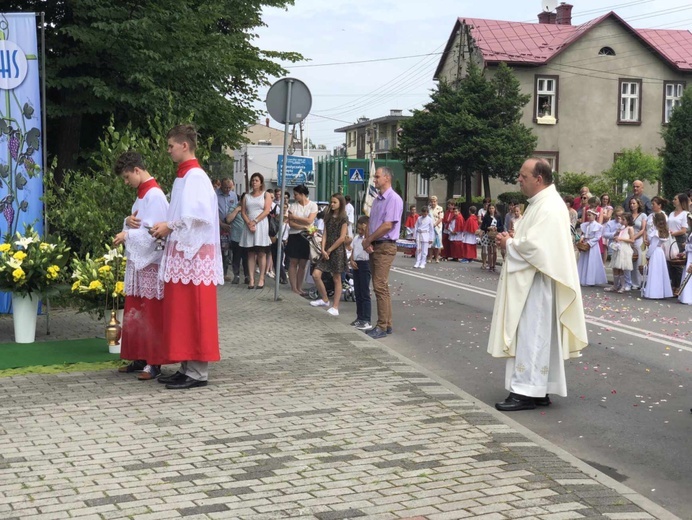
[678,214,692,305]
[628,197,647,290]
[643,212,673,300]
[668,193,689,293]
[240,172,272,289]
[577,209,607,286]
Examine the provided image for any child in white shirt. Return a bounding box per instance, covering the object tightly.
[414,206,435,269]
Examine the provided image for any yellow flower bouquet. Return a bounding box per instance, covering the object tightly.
[0,226,70,297]
[70,245,126,319]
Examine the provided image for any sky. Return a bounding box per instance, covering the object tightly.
[253,0,691,150]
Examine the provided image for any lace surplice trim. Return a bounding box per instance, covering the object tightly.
[160,242,223,285]
[124,261,164,300]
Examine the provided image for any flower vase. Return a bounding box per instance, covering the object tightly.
[11,293,40,344]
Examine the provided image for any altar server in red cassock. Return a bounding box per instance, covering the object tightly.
[151,125,224,389]
[461,207,479,263]
[447,207,465,260]
[113,152,170,380]
[441,200,456,260]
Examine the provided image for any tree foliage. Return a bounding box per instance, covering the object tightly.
[396,62,535,201]
[602,146,662,189]
[661,87,692,200]
[43,113,211,257]
[5,0,301,181]
[555,172,615,204]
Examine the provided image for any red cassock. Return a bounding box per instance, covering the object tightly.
[442,210,455,257]
[448,215,466,259]
[462,215,479,260]
[121,289,167,364]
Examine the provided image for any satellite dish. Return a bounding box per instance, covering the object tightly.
[542,0,557,12]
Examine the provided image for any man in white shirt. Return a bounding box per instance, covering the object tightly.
[345,195,355,237]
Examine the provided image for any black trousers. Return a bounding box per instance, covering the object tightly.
[271,239,288,280]
[230,240,248,277]
[353,260,372,322]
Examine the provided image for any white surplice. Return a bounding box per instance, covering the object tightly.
[123,179,168,299]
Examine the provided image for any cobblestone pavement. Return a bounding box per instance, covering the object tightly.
[0,284,678,519]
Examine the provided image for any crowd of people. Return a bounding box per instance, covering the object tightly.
[574,183,691,304]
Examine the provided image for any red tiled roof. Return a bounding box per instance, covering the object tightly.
[637,28,692,71]
[437,12,692,74]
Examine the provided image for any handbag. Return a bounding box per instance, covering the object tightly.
[268,214,279,238]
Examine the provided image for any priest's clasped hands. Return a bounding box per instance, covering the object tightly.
[495,230,515,250]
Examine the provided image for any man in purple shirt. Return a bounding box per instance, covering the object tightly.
[362,166,404,339]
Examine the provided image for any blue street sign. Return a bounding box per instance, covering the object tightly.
[277,155,315,186]
[348,168,365,183]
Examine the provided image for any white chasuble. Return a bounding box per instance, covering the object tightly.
[488,184,588,390]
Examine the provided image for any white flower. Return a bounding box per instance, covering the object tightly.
[14,236,36,248]
[102,248,122,263]
[7,257,23,269]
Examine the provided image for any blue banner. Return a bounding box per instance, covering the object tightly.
[0,13,43,313]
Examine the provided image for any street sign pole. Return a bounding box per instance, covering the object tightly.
[266,77,311,301]
[276,79,293,302]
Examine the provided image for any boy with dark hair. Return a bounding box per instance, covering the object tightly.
[151,125,224,389]
[113,151,170,380]
[350,215,372,331]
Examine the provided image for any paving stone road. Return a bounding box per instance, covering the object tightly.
[0,284,679,519]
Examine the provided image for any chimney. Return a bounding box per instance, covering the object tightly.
[265,117,270,127]
[390,109,403,117]
[538,11,557,24]
[556,2,573,25]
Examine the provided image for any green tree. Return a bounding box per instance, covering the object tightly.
[661,87,692,200]
[602,146,662,193]
[396,63,535,202]
[5,0,301,183]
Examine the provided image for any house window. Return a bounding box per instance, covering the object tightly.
[534,75,559,121]
[663,81,685,124]
[618,79,642,124]
[534,151,559,172]
[599,46,616,56]
[416,175,429,197]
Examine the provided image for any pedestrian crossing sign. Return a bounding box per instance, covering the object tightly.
[349,168,365,183]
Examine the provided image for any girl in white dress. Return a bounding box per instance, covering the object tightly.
[668,193,689,293]
[240,172,272,289]
[606,212,634,293]
[643,212,673,300]
[578,210,607,286]
[628,197,647,290]
[678,214,692,305]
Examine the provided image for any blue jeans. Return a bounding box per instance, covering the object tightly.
[353,260,371,323]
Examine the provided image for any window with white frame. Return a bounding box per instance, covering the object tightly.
[535,76,558,120]
[619,79,642,123]
[416,175,429,197]
[664,81,685,123]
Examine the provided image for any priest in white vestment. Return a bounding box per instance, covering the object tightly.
[151,125,224,390]
[488,158,588,411]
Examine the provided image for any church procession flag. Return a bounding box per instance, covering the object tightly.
[0,13,44,313]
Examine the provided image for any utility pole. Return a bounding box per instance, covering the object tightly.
[299,120,305,156]
[243,146,249,193]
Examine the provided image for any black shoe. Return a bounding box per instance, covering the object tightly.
[118,360,147,373]
[157,371,186,384]
[231,276,240,284]
[244,277,250,284]
[495,392,536,411]
[165,376,208,389]
[280,277,288,285]
[386,327,393,335]
[534,394,551,406]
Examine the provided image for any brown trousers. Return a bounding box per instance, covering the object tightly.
[370,242,397,330]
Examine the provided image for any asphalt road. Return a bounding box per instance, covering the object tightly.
[358,255,692,518]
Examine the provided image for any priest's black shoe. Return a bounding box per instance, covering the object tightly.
[534,394,551,406]
[165,376,208,390]
[495,392,536,411]
[158,371,186,384]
